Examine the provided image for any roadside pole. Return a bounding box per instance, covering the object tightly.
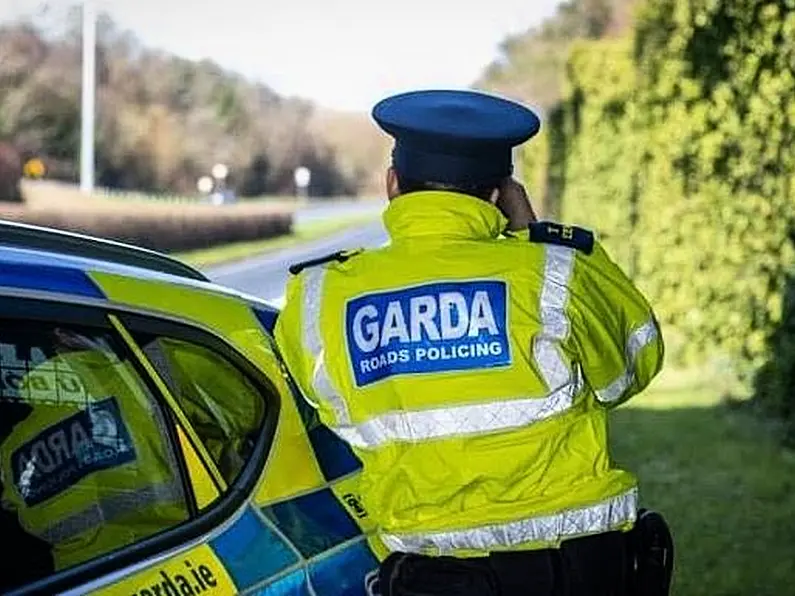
[80,0,96,194]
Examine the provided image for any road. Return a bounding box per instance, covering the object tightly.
[204,200,388,306]
[291,198,383,225]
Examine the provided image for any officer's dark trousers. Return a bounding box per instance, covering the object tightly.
[379,531,631,596]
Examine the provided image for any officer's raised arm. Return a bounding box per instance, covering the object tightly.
[567,237,665,407]
[494,178,538,232]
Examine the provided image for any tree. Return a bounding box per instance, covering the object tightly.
[0,15,374,197]
[0,142,23,202]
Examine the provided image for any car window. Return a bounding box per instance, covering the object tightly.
[0,319,190,593]
[137,335,267,486]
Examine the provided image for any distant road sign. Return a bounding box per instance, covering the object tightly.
[294,166,311,188]
[24,158,46,179]
[197,176,213,194]
[212,163,228,180]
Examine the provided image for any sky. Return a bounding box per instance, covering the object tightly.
[0,0,562,112]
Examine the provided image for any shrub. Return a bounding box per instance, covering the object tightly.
[528,0,795,391]
[0,201,293,252]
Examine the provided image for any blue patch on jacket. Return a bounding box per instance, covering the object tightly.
[345,280,511,387]
[11,396,136,506]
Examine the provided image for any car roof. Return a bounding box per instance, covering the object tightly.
[0,219,279,315]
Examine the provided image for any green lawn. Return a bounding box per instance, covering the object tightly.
[175,214,379,268]
[613,369,795,595]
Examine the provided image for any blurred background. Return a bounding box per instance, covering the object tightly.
[1,1,794,594]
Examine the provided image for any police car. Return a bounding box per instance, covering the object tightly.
[0,220,377,595]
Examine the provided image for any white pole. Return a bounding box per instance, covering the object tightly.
[80,0,96,194]
[512,146,524,184]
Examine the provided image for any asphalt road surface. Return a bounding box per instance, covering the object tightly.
[204,200,388,306]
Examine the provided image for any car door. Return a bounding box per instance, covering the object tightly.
[82,266,382,594]
[0,292,379,596]
[0,295,254,596]
[97,310,381,595]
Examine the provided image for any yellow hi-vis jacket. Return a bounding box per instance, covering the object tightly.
[1,347,187,570]
[275,191,664,560]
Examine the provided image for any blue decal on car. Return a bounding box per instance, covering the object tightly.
[262,488,361,559]
[308,538,379,596]
[211,506,298,589]
[0,262,105,299]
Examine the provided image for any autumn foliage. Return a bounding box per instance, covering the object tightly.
[0,13,388,199]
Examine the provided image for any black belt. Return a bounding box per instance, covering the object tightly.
[372,510,674,596]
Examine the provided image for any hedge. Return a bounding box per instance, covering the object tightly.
[631,0,795,375]
[559,38,640,275]
[526,0,795,424]
[0,201,294,253]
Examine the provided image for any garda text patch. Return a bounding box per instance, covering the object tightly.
[345,281,511,387]
[11,397,136,506]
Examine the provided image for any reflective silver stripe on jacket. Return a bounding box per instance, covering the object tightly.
[40,480,185,544]
[304,244,582,446]
[381,488,638,555]
[533,245,576,392]
[334,372,583,449]
[301,267,351,425]
[596,319,659,404]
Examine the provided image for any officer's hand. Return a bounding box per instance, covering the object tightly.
[495,178,537,231]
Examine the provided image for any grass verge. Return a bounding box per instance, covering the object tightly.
[614,369,795,595]
[175,214,380,269]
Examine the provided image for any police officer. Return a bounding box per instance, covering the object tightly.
[275,89,672,596]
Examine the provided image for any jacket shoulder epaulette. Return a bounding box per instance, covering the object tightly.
[528,221,595,255]
[288,248,363,275]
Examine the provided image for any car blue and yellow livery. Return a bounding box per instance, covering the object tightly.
[0,220,379,595]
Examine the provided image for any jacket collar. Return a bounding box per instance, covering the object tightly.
[383,191,508,242]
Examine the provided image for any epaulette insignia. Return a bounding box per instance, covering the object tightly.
[288,249,363,275]
[528,221,594,255]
